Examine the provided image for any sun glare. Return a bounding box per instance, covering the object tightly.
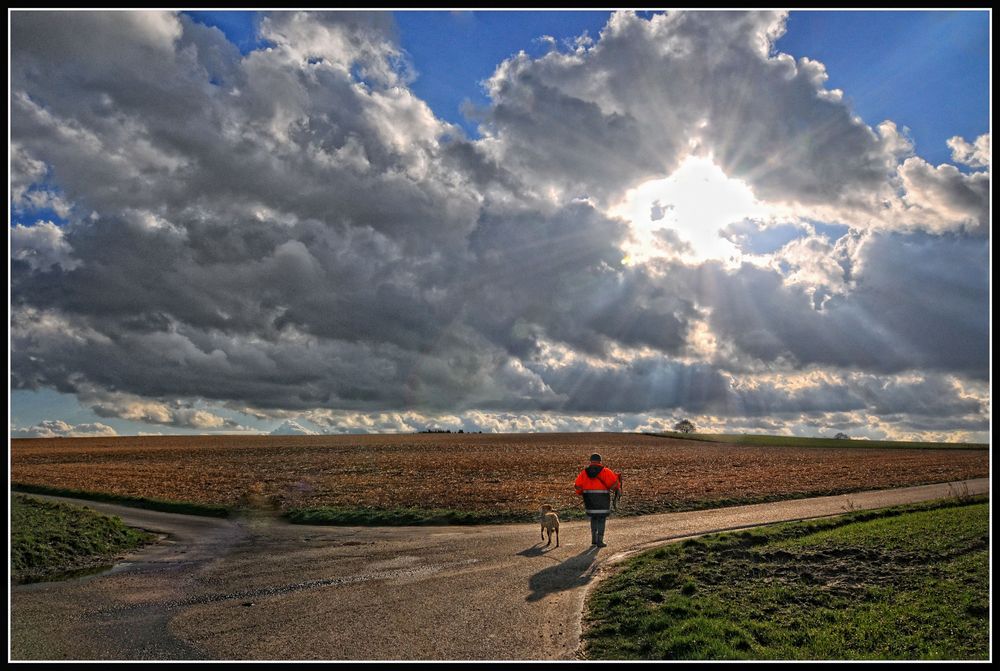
[611,156,771,265]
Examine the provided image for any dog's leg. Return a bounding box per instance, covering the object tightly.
[555,527,559,548]
[541,524,545,541]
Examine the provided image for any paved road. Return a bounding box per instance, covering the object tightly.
[10,478,989,660]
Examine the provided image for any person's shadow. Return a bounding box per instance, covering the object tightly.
[525,545,601,602]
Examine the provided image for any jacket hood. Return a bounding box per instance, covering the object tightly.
[585,464,604,479]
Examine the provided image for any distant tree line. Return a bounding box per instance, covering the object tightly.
[418,428,483,434]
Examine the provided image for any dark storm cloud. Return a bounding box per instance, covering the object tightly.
[11,11,486,257]
[463,202,699,358]
[677,230,989,379]
[9,10,990,437]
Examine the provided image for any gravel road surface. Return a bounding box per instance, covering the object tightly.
[10,478,989,660]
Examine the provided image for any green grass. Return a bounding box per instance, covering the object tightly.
[14,480,980,529]
[644,432,988,450]
[11,482,232,517]
[583,496,989,660]
[284,489,918,527]
[284,505,592,526]
[11,494,155,584]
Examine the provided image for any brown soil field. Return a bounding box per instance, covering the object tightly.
[10,433,989,518]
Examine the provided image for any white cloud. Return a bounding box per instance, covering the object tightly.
[12,419,117,438]
[11,221,81,272]
[947,133,990,169]
[895,157,989,234]
[270,419,318,435]
[77,387,239,430]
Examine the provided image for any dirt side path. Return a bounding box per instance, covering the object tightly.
[10,478,989,660]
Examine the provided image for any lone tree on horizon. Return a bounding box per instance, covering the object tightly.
[674,419,696,434]
[834,432,850,440]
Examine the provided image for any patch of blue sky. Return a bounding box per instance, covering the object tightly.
[738,223,810,255]
[810,221,852,242]
[725,219,850,266]
[11,389,94,427]
[184,10,269,55]
[177,10,987,159]
[12,149,72,227]
[776,10,989,167]
[722,218,834,255]
[11,201,69,228]
[395,10,612,138]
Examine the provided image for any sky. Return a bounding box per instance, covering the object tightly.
[9,10,991,440]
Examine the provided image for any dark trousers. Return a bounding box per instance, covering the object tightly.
[589,513,608,543]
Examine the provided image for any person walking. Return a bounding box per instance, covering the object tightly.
[574,453,621,547]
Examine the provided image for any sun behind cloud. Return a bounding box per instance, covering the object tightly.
[611,155,777,265]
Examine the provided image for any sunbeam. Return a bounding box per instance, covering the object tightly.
[610,155,777,265]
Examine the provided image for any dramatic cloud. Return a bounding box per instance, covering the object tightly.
[9,10,990,440]
[677,230,989,379]
[478,12,904,214]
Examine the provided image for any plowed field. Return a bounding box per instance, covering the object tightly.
[11,433,989,517]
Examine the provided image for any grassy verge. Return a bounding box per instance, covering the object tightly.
[11,494,156,584]
[583,496,989,660]
[284,506,552,526]
[14,479,981,528]
[644,432,988,450]
[11,482,232,517]
[288,480,984,527]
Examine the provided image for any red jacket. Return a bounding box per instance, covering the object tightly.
[574,462,621,495]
